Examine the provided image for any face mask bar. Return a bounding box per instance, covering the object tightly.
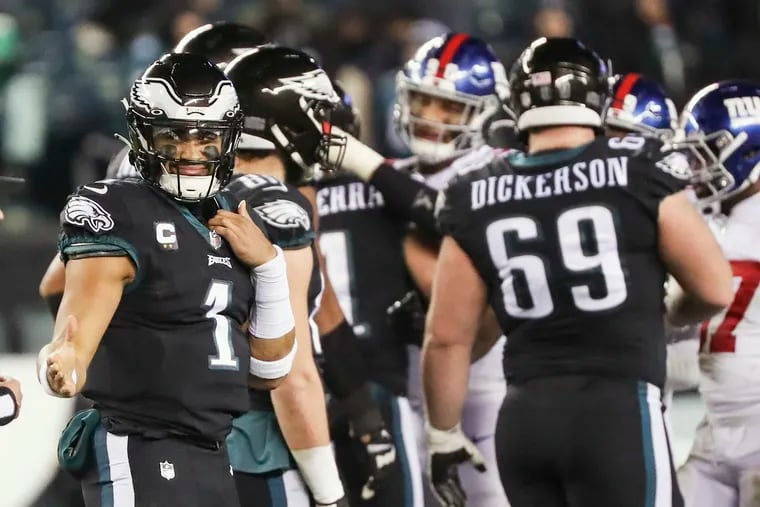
[668,130,738,204]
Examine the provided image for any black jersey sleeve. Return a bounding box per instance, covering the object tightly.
[226,175,314,250]
[58,181,142,274]
[368,163,440,237]
[435,170,478,239]
[620,137,691,218]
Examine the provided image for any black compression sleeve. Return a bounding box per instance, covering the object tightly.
[320,320,370,399]
[0,386,18,426]
[369,163,440,237]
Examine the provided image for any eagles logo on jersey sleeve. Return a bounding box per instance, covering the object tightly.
[618,135,691,217]
[226,174,315,249]
[59,180,143,277]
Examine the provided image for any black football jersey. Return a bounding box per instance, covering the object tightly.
[226,173,321,410]
[59,178,257,441]
[316,173,412,394]
[437,136,690,387]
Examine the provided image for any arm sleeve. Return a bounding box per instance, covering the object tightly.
[0,387,18,426]
[368,163,441,237]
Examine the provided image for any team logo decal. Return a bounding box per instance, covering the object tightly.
[63,195,114,233]
[261,69,339,103]
[656,151,692,181]
[255,199,311,230]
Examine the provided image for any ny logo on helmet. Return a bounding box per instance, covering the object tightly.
[262,69,338,103]
[724,96,760,128]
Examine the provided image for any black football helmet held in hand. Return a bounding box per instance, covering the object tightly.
[224,46,346,183]
[509,37,610,134]
[174,22,269,69]
[125,53,243,202]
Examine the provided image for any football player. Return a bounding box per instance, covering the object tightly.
[37,53,297,506]
[316,32,512,506]
[314,81,421,506]
[223,46,351,507]
[603,72,700,431]
[675,80,760,507]
[423,37,733,507]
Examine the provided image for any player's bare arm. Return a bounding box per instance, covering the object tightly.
[658,190,734,326]
[37,255,134,397]
[210,200,296,388]
[423,236,487,429]
[404,230,502,362]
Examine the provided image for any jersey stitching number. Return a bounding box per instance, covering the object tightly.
[204,279,239,370]
[700,261,760,353]
[486,205,628,318]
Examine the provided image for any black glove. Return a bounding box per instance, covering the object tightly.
[350,425,397,500]
[427,424,486,507]
[387,290,426,346]
[340,385,398,500]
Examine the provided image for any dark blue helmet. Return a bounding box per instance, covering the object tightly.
[677,80,760,204]
[395,32,509,163]
[604,73,677,137]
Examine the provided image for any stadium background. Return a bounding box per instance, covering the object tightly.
[0,0,757,505]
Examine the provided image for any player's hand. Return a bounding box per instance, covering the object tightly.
[208,200,277,268]
[45,315,82,397]
[426,423,486,507]
[353,427,397,500]
[0,375,22,416]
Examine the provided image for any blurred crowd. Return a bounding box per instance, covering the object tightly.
[0,0,758,217]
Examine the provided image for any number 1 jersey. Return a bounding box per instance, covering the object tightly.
[59,178,256,442]
[436,136,689,387]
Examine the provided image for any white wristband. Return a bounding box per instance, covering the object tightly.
[249,245,295,339]
[327,127,385,181]
[0,393,15,420]
[291,445,345,504]
[249,338,298,379]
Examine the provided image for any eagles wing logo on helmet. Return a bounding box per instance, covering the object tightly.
[656,151,692,181]
[262,69,339,103]
[254,199,311,230]
[63,195,115,233]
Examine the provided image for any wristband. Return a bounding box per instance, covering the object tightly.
[249,245,295,339]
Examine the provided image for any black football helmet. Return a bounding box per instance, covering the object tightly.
[125,53,243,202]
[509,37,610,134]
[224,46,345,183]
[174,22,269,69]
[331,81,361,139]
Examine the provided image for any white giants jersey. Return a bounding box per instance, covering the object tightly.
[699,193,760,423]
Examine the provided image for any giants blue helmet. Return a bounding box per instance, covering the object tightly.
[678,80,760,204]
[395,32,509,163]
[604,73,677,137]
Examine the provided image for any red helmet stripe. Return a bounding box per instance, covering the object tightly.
[612,73,641,109]
[435,33,469,78]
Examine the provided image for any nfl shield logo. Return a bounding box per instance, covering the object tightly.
[159,461,175,480]
[209,230,223,250]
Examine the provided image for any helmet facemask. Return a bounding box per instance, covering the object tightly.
[128,113,242,202]
[395,77,500,164]
[669,129,739,205]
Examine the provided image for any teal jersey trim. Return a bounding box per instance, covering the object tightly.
[59,235,143,293]
[508,141,593,168]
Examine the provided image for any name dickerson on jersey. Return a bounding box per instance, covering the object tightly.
[470,156,629,209]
